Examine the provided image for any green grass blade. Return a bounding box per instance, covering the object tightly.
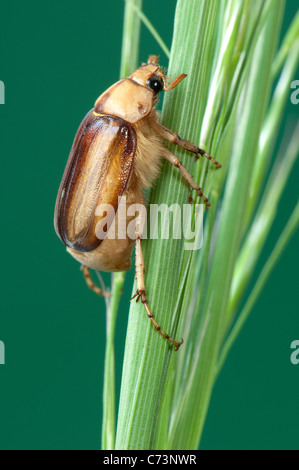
[114,0,296,451]
[217,201,299,376]
[242,37,299,234]
[228,122,299,322]
[102,272,125,450]
[272,9,299,78]
[167,0,285,449]
[120,0,143,78]
[115,0,219,450]
[125,0,170,58]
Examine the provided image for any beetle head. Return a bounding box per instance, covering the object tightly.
[129,56,187,100]
[94,56,187,124]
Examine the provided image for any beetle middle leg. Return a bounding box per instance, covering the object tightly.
[130,237,183,351]
[82,265,111,298]
[163,149,211,209]
[151,119,221,169]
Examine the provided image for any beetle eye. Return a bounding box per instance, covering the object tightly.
[146,75,164,94]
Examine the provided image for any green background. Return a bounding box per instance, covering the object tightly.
[0,0,298,450]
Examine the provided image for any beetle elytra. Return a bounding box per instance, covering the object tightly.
[54,55,221,350]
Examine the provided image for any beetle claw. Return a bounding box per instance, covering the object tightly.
[130,290,142,303]
[130,292,139,302]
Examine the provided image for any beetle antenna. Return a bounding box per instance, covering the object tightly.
[164,73,187,91]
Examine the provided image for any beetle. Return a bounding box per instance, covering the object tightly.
[54,55,221,350]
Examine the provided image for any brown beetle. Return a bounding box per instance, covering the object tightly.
[54,55,221,350]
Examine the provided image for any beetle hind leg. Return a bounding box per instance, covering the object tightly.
[131,237,183,351]
[82,265,111,298]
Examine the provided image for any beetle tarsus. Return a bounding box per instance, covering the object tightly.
[130,290,141,302]
[130,289,145,303]
[175,338,184,351]
[131,288,183,351]
[196,150,222,169]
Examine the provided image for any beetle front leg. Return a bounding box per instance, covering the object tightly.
[130,237,183,351]
[151,119,221,169]
[163,149,211,209]
[82,265,111,298]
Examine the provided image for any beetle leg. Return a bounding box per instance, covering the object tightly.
[131,237,183,351]
[82,265,111,298]
[152,119,221,169]
[163,149,211,209]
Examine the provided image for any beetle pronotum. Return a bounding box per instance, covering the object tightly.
[54,55,221,350]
